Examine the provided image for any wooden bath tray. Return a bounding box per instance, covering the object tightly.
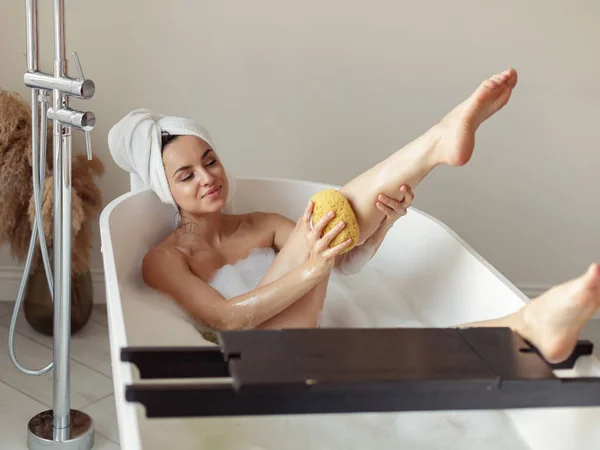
[121,327,600,418]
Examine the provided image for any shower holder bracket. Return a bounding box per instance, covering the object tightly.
[121,327,600,418]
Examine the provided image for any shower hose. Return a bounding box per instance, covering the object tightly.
[8,90,56,376]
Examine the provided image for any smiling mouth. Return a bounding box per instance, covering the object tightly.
[202,186,221,198]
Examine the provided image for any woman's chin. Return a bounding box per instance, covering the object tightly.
[202,198,227,213]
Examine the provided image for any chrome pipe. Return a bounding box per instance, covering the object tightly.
[52,131,70,439]
[25,0,38,72]
[52,0,70,437]
[24,71,95,99]
[51,128,66,436]
[53,0,65,74]
[26,1,43,280]
[37,91,54,293]
[48,107,96,130]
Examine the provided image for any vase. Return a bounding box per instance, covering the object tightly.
[23,266,94,336]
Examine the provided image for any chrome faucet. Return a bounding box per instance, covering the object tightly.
[8,0,97,448]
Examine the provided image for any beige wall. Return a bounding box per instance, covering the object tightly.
[1,0,599,301]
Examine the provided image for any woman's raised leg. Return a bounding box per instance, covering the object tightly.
[455,263,600,364]
[249,68,519,329]
[256,69,518,276]
[339,68,518,244]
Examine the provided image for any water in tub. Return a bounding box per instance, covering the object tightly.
[142,247,531,449]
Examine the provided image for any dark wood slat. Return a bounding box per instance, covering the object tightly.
[226,328,500,391]
[125,377,600,418]
[121,346,228,379]
[458,327,557,380]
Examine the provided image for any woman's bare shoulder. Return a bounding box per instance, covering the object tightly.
[244,211,295,228]
[143,231,190,262]
[143,234,225,285]
[221,212,294,238]
[142,243,188,280]
[242,211,296,250]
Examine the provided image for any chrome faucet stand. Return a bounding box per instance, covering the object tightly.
[19,0,96,448]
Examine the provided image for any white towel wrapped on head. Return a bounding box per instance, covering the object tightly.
[107,108,236,210]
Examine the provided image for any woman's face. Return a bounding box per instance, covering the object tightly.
[161,135,229,215]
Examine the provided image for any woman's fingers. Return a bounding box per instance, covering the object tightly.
[377,193,403,211]
[317,220,346,250]
[312,210,335,239]
[303,201,314,229]
[322,238,353,259]
[376,200,394,215]
[400,185,414,206]
[376,186,414,217]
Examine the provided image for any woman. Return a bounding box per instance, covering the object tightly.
[110,68,600,365]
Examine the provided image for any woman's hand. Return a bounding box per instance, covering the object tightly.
[334,185,415,276]
[302,200,352,277]
[375,185,414,232]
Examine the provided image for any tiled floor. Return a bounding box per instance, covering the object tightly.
[2,301,600,450]
[0,301,119,450]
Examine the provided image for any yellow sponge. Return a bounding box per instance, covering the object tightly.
[310,189,359,254]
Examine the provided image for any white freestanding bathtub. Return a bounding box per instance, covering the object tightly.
[99,176,600,450]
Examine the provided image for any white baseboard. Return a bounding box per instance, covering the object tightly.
[0,265,105,304]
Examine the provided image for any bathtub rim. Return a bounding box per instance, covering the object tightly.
[99,188,143,450]
[101,174,530,302]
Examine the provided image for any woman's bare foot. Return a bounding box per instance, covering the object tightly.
[517,263,600,364]
[434,68,518,167]
[333,69,518,246]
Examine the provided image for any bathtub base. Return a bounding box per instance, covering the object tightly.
[122,327,600,418]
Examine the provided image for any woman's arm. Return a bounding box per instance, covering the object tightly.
[253,212,311,287]
[142,246,324,330]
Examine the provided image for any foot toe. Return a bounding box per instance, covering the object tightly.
[483,78,499,90]
[506,68,518,88]
[583,263,600,286]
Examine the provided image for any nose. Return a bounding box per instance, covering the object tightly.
[196,168,215,185]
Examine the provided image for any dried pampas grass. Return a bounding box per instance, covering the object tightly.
[0,89,104,274]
